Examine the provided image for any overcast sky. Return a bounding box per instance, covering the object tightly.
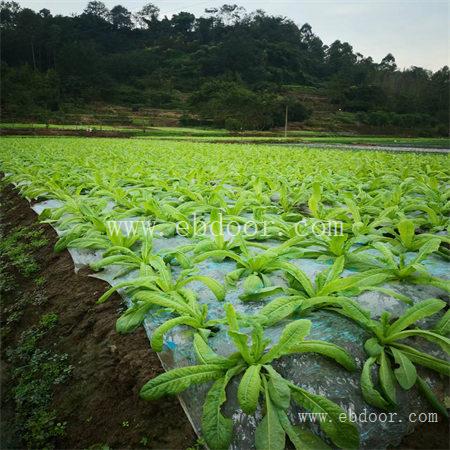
[17,0,449,71]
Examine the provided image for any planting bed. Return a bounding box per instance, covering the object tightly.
[0,137,449,450]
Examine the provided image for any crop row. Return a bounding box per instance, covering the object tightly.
[0,138,449,449]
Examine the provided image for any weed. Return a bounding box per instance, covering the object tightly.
[6,313,72,449]
[0,225,48,277]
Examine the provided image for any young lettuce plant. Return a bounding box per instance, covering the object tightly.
[387,219,449,259]
[140,304,359,450]
[64,221,140,252]
[343,197,395,237]
[249,257,391,328]
[350,240,450,292]
[284,256,389,300]
[334,298,450,415]
[48,203,114,252]
[402,179,449,231]
[123,195,200,237]
[120,287,221,346]
[257,215,314,242]
[96,256,225,305]
[194,237,304,301]
[192,209,267,262]
[94,258,225,335]
[301,233,376,263]
[90,233,192,278]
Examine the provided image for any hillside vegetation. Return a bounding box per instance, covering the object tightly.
[1,2,449,135]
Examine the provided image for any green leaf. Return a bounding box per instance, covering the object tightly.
[389,347,417,390]
[373,242,397,269]
[308,182,321,218]
[379,351,397,404]
[229,330,253,364]
[239,286,284,302]
[96,277,156,304]
[150,316,199,351]
[225,303,239,331]
[255,380,286,450]
[284,423,331,450]
[328,297,374,329]
[324,255,345,283]
[193,333,231,366]
[272,261,315,297]
[195,249,244,265]
[140,364,225,400]
[180,275,226,301]
[202,366,242,450]
[238,364,262,414]
[360,357,391,410]
[210,208,225,246]
[433,310,450,336]
[329,235,348,258]
[398,219,415,248]
[412,238,441,264]
[250,323,267,361]
[278,410,331,450]
[115,301,153,333]
[261,319,311,363]
[387,329,450,354]
[387,299,446,336]
[317,272,388,296]
[243,274,264,293]
[288,340,356,371]
[416,376,449,418]
[364,337,383,357]
[133,291,192,315]
[257,295,303,326]
[290,384,359,449]
[225,268,246,285]
[264,365,291,410]
[390,343,450,375]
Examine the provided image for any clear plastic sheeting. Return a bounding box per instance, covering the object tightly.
[29,200,448,450]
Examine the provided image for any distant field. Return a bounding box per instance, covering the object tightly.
[1,123,449,148]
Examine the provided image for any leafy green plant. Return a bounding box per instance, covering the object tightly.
[351,240,449,291]
[334,298,449,414]
[140,305,359,450]
[284,256,389,300]
[192,209,267,261]
[388,219,449,259]
[96,259,225,340]
[194,237,304,301]
[90,233,192,277]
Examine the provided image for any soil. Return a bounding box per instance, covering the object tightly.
[0,184,196,449]
[0,184,448,450]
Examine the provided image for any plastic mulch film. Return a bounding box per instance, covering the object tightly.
[30,199,448,450]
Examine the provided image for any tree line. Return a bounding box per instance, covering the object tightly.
[1,1,448,133]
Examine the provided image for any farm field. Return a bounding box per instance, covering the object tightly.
[151,135,450,150]
[0,137,449,449]
[1,123,450,149]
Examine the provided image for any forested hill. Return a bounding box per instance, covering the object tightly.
[1,1,449,134]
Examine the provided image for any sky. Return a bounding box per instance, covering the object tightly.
[17,0,450,71]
